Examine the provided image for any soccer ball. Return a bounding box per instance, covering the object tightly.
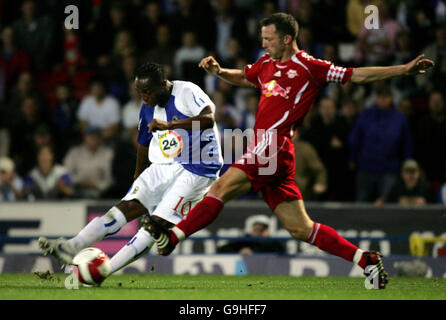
[72,247,111,286]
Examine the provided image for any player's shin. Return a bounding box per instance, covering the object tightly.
[109,227,154,274]
[67,207,127,253]
[307,222,362,266]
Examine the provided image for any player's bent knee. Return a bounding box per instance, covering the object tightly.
[116,200,147,221]
[287,224,313,241]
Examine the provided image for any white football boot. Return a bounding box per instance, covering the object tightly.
[38,237,76,266]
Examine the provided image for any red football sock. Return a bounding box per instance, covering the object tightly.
[169,195,224,246]
[307,223,366,269]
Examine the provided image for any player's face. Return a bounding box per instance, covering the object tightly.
[261,24,285,60]
[135,77,170,107]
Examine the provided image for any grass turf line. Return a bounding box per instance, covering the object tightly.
[0,274,445,300]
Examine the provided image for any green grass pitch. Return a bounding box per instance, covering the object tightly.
[0,273,445,300]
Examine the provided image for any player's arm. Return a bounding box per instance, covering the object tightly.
[134,144,150,180]
[198,56,255,88]
[147,106,214,132]
[350,54,434,84]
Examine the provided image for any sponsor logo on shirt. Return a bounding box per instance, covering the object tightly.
[261,80,291,99]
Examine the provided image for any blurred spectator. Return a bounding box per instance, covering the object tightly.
[62,28,84,75]
[143,24,175,69]
[9,97,50,175]
[136,1,166,52]
[412,91,446,185]
[107,54,137,103]
[173,31,206,85]
[92,1,134,61]
[301,98,351,200]
[297,26,322,58]
[77,80,120,141]
[0,26,30,94]
[12,0,55,71]
[213,89,238,140]
[217,215,285,254]
[434,0,446,25]
[212,0,248,64]
[292,130,327,201]
[397,97,416,133]
[103,127,138,199]
[121,81,142,136]
[168,0,215,50]
[0,157,23,201]
[349,86,413,203]
[8,71,45,111]
[340,98,359,130]
[63,126,114,199]
[384,159,436,205]
[112,30,136,62]
[23,145,73,200]
[392,30,417,95]
[407,4,435,53]
[417,25,446,91]
[355,1,403,65]
[238,92,257,131]
[51,83,81,154]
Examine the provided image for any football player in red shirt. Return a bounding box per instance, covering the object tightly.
[145,13,434,289]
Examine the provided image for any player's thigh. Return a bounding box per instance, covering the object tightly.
[152,171,215,224]
[122,163,180,212]
[274,199,314,240]
[209,166,252,202]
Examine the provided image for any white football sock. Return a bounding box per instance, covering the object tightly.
[67,207,127,253]
[110,227,154,274]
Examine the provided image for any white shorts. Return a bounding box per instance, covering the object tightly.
[122,163,216,224]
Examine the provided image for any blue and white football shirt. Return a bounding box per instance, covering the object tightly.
[137,81,223,178]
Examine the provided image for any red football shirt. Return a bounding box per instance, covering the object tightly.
[244,50,353,138]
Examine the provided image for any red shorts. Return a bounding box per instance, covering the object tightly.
[231,135,302,211]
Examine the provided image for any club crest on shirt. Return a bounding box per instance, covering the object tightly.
[286,69,298,79]
[172,115,179,121]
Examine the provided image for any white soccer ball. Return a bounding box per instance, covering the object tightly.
[72,247,111,286]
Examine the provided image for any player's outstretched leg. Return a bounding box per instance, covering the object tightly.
[38,201,146,265]
[109,226,155,274]
[275,200,389,289]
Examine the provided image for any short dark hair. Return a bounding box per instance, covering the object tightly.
[260,13,299,40]
[135,62,166,85]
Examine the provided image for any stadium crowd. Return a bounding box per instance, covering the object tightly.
[0,0,445,205]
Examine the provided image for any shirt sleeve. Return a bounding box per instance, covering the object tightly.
[182,84,216,116]
[300,53,353,85]
[244,54,269,88]
[137,106,153,147]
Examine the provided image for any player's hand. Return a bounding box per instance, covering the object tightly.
[148,119,170,133]
[405,54,434,75]
[198,56,221,76]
